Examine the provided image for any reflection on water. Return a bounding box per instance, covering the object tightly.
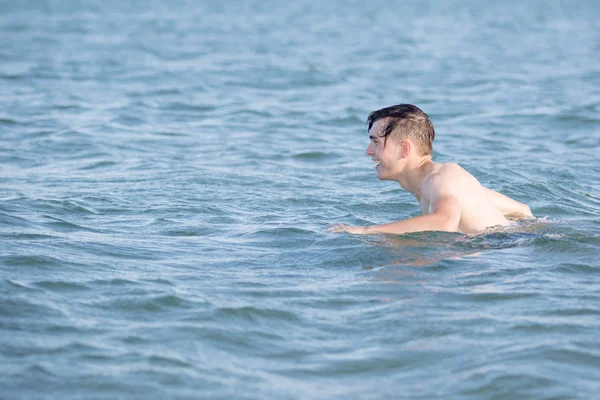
[358,218,552,269]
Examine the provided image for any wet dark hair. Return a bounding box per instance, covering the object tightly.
[367,104,435,156]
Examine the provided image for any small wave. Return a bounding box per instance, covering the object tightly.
[89,278,139,286]
[0,73,23,80]
[110,114,146,128]
[147,354,193,369]
[149,130,189,137]
[161,102,217,113]
[457,368,556,398]
[1,254,62,268]
[1,232,58,240]
[37,198,100,216]
[460,290,539,302]
[243,226,318,249]
[458,218,553,250]
[4,279,45,293]
[556,114,600,124]
[20,363,56,377]
[213,306,301,323]
[0,211,40,229]
[102,294,195,313]
[159,226,208,237]
[34,280,90,292]
[0,297,67,318]
[554,263,600,274]
[0,117,18,125]
[292,151,330,160]
[50,103,88,112]
[78,160,118,170]
[43,216,100,233]
[320,115,364,127]
[546,306,600,317]
[461,231,543,250]
[249,226,316,236]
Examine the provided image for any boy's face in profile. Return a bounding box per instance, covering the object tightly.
[366,118,403,181]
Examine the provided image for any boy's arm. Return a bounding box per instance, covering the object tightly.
[484,188,532,218]
[329,195,461,235]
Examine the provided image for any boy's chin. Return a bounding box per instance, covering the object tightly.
[377,171,398,181]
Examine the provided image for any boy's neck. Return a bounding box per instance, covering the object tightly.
[396,157,434,201]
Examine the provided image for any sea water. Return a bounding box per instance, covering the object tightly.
[1,0,599,398]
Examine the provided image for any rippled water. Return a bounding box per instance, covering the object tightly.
[2,1,600,398]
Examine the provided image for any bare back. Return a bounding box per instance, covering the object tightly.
[419,163,510,234]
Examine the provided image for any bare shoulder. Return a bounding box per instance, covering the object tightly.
[426,163,475,184]
[422,163,483,201]
[438,162,470,175]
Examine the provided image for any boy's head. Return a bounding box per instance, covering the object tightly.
[367,104,435,156]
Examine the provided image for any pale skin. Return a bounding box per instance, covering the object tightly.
[329,118,532,235]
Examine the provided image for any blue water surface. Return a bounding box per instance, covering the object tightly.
[1,1,600,398]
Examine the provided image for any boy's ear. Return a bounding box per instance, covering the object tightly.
[399,139,410,158]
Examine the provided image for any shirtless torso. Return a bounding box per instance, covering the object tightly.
[418,162,511,234]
